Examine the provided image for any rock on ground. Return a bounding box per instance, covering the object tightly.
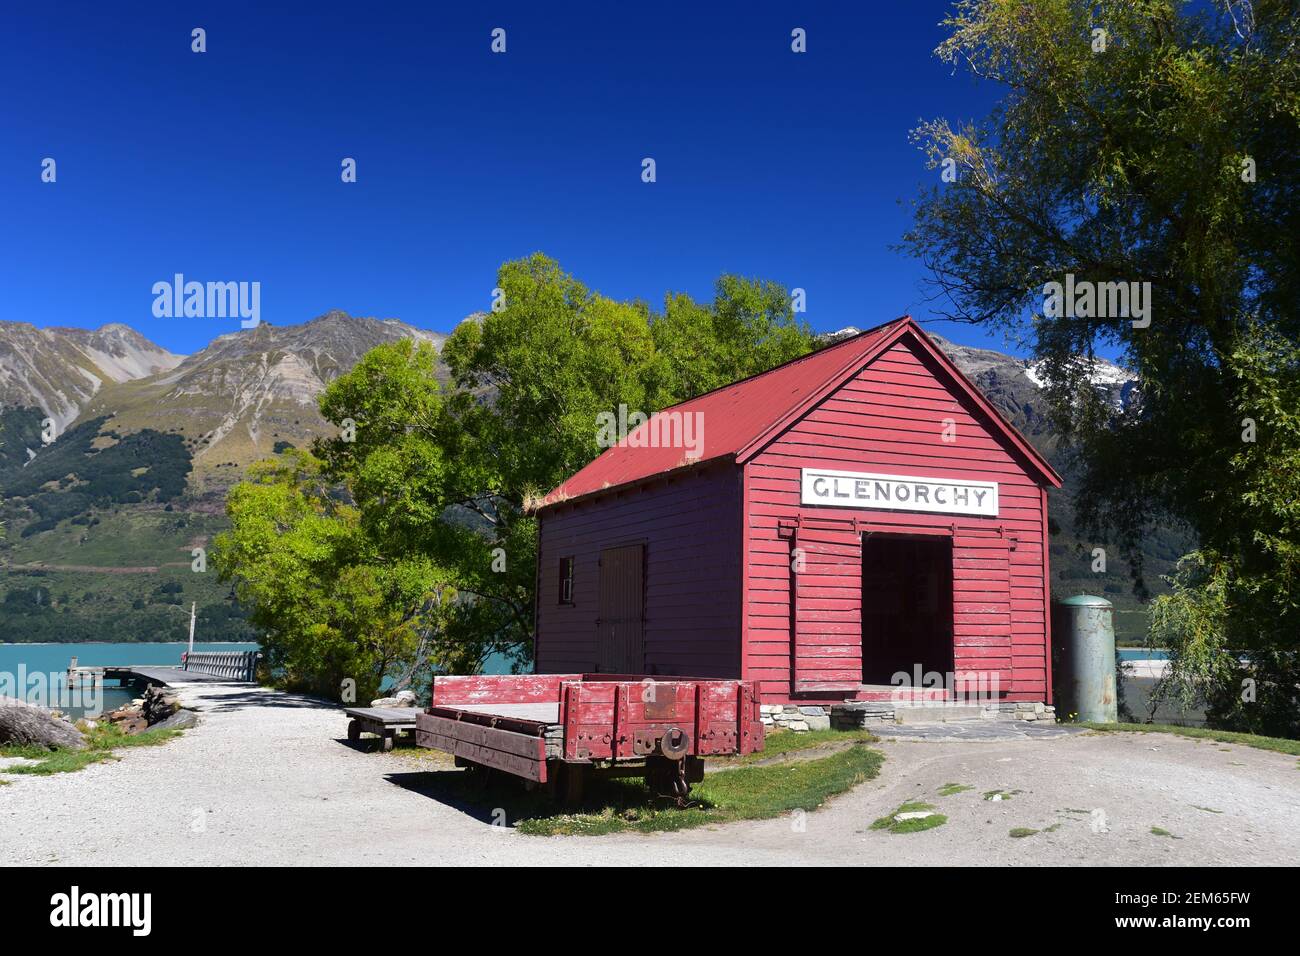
[370,690,418,708]
[0,697,87,750]
[152,710,199,731]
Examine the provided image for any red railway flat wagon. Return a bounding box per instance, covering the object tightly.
[415,673,764,801]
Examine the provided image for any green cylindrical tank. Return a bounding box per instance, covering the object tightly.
[1053,595,1118,723]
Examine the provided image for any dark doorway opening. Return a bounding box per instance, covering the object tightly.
[861,535,954,686]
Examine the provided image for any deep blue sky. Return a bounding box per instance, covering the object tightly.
[2,1,1022,358]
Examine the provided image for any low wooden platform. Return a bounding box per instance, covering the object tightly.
[66,651,261,689]
[113,666,234,685]
[343,707,419,752]
[67,665,243,687]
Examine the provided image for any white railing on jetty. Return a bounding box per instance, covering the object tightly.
[181,651,260,682]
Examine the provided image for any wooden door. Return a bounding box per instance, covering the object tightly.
[792,526,863,692]
[597,544,645,673]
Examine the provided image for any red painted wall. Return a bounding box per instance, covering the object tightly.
[743,337,1050,704]
[535,462,743,677]
[535,335,1052,707]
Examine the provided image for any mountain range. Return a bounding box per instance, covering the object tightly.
[0,312,1176,645]
[0,323,183,431]
[4,315,1131,484]
[2,312,450,491]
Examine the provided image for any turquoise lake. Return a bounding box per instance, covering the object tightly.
[0,642,518,718]
[1117,648,1171,661]
[0,642,260,718]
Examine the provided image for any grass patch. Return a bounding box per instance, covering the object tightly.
[720,728,878,766]
[937,782,973,797]
[1010,822,1072,837]
[1150,826,1176,838]
[0,723,182,776]
[510,743,884,836]
[983,789,1022,801]
[871,801,948,833]
[1192,805,1224,814]
[1079,722,1300,756]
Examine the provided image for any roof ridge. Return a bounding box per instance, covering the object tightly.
[654,315,910,414]
[536,316,922,509]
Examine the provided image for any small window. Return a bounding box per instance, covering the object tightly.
[558,556,575,605]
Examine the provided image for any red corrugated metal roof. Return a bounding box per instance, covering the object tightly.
[538,315,1061,509]
[538,319,907,506]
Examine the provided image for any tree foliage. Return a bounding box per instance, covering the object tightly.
[215,254,814,700]
[901,0,1300,733]
[214,450,439,702]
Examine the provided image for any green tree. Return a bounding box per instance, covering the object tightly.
[213,450,441,702]
[901,0,1300,733]
[215,254,815,699]
[651,275,815,398]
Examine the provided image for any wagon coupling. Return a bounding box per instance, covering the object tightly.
[645,754,701,807]
[659,726,690,758]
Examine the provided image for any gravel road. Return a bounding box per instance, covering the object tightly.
[2,682,1296,866]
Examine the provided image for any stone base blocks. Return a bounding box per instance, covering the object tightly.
[760,704,831,732]
[746,700,1063,732]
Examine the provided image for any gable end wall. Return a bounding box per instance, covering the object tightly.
[743,337,1051,704]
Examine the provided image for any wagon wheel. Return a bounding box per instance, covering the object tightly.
[347,719,360,742]
[560,764,587,806]
[461,760,494,792]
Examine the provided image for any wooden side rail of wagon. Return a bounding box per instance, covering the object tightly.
[343,707,419,752]
[414,674,764,804]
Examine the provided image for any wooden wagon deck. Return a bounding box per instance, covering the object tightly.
[415,673,764,800]
[343,706,419,751]
[439,702,561,723]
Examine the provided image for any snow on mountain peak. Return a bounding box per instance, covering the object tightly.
[1023,357,1133,390]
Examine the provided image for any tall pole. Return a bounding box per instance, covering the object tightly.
[187,602,196,657]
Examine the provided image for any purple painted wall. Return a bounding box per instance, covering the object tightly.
[535,461,742,677]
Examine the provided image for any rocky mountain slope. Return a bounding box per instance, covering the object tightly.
[7,317,1129,491]
[0,322,183,429]
[0,311,453,642]
[76,311,448,489]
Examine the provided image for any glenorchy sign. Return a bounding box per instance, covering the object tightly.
[800,467,999,517]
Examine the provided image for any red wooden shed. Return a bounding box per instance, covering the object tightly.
[533,317,1063,714]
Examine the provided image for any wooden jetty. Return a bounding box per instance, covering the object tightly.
[66,650,260,689]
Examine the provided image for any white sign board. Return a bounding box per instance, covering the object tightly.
[800,467,998,517]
